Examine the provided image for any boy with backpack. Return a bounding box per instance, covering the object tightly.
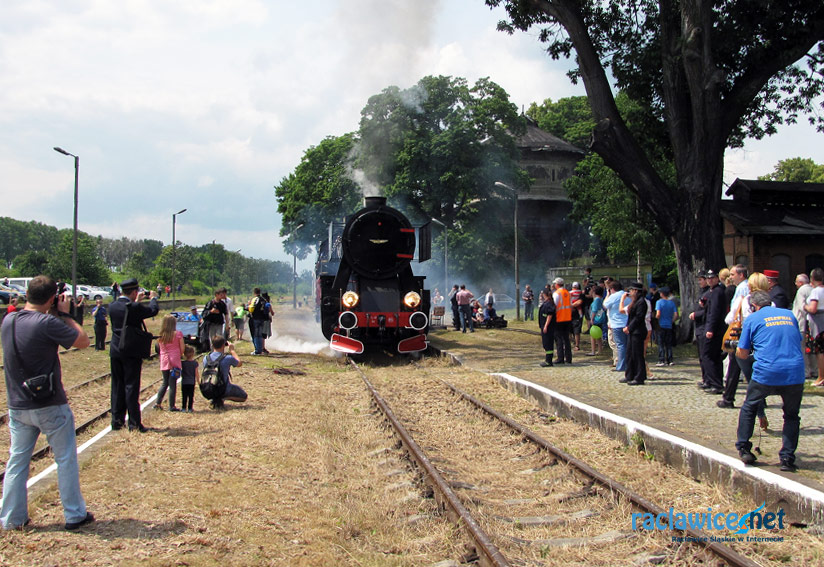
[200,336,247,410]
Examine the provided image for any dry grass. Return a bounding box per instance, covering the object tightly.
[405,357,823,566]
[0,353,467,566]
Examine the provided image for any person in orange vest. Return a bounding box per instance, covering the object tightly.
[553,277,573,364]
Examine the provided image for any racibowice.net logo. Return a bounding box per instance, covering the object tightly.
[632,502,786,540]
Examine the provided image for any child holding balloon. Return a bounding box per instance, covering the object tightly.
[587,285,605,356]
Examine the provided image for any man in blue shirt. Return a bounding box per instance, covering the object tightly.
[735,291,805,471]
[603,282,628,372]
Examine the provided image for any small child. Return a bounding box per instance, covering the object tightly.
[180,345,200,413]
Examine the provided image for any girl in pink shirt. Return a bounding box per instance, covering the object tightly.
[155,315,184,411]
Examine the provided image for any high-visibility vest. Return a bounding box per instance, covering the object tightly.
[555,288,572,322]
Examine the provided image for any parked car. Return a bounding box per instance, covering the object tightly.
[0,285,20,304]
[6,283,27,300]
[74,285,110,300]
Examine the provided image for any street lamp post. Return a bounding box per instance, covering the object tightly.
[172,208,187,310]
[495,181,520,321]
[53,147,79,307]
[287,224,305,309]
[430,218,448,292]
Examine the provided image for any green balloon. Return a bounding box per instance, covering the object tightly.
[589,325,602,340]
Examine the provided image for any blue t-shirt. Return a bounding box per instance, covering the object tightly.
[738,306,805,386]
[655,298,678,329]
[603,291,627,328]
[203,351,239,382]
[590,296,604,323]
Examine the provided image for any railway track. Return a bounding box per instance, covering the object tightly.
[351,358,762,567]
[0,373,164,482]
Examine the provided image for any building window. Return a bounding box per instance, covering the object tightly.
[735,255,748,267]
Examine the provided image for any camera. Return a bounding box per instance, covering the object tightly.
[724,339,738,350]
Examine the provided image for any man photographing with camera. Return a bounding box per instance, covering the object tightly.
[109,278,159,433]
[0,275,94,530]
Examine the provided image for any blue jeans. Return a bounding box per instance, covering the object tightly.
[250,319,264,353]
[736,381,804,465]
[459,305,474,332]
[613,326,628,371]
[1,404,87,529]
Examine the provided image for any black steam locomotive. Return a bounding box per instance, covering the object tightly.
[316,196,431,354]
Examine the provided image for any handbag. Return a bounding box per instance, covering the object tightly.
[722,300,744,354]
[11,313,56,401]
[119,303,155,359]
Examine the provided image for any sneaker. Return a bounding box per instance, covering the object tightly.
[655,362,666,367]
[779,461,798,472]
[716,399,735,408]
[539,361,553,367]
[65,512,95,531]
[668,362,675,366]
[739,449,757,465]
[705,388,723,395]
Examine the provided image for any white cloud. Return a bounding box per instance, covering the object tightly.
[1,0,820,269]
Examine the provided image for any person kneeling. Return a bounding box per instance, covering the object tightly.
[202,336,247,410]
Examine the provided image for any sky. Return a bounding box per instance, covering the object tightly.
[2,0,822,270]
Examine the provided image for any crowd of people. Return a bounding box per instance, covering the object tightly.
[0,275,259,530]
[446,264,822,472]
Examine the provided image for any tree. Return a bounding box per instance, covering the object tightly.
[528,94,676,274]
[49,232,109,284]
[276,133,362,258]
[0,217,59,269]
[358,75,526,227]
[12,250,50,277]
[490,0,824,317]
[758,157,824,183]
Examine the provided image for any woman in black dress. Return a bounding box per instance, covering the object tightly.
[621,282,648,385]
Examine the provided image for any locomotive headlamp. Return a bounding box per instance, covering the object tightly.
[342,291,359,308]
[403,291,421,308]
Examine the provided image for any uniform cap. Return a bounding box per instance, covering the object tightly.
[120,277,139,291]
[763,269,779,279]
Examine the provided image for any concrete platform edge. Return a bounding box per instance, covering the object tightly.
[430,346,824,526]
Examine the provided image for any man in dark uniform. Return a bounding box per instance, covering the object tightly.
[690,271,711,389]
[448,285,460,330]
[109,278,159,432]
[764,269,790,309]
[702,269,727,394]
[538,290,557,367]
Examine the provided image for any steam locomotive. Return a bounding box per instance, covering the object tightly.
[316,196,431,354]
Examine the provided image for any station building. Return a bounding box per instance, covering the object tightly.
[721,178,824,292]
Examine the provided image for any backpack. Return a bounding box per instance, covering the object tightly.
[249,296,267,320]
[200,353,228,400]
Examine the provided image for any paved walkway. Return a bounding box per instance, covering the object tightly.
[428,326,824,492]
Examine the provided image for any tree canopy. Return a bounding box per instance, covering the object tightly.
[758,157,824,183]
[275,75,529,282]
[490,0,824,312]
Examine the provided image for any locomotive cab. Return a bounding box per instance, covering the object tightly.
[318,196,431,354]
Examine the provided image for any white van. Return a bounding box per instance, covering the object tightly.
[6,277,35,289]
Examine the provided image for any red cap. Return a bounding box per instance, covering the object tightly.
[763,269,779,279]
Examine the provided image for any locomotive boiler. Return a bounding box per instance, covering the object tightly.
[316,196,431,354]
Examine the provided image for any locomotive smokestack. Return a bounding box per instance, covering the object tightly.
[364,196,387,208]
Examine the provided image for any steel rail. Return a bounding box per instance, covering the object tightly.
[0,375,164,482]
[442,379,762,567]
[0,372,113,426]
[351,360,511,567]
